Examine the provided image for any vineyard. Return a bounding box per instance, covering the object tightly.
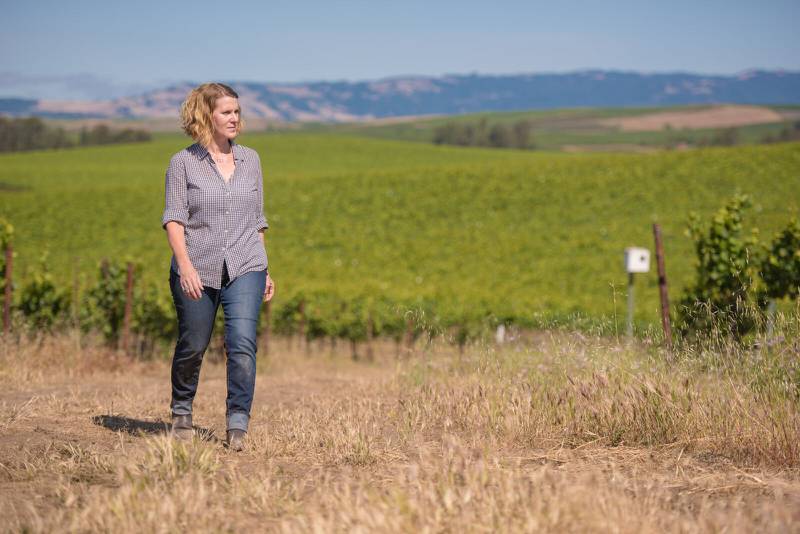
[311,104,800,151]
[0,134,798,351]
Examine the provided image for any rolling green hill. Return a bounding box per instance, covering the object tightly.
[0,133,798,332]
[301,105,800,152]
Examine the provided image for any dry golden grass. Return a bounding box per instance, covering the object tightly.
[1,328,798,532]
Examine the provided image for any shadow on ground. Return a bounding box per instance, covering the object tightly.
[92,415,168,435]
[92,414,220,442]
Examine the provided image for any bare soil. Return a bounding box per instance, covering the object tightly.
[600,105,786,131]
[561,143,661,153]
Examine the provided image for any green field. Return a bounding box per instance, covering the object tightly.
[300,105,800,151]
[0,132,798,332]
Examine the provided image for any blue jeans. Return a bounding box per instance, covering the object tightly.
[169,261,266,432]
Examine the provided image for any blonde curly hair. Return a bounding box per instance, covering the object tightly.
[179,83,245,148]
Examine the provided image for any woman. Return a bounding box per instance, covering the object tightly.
[162,82,275,451]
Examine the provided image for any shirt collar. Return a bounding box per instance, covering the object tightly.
[194,139,245,162]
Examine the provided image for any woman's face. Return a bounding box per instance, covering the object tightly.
[211,95,240,141]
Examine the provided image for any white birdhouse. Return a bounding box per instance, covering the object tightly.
[624,247,650,273]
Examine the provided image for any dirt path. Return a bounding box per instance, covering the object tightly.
[0,350,387,524]
[0,351,386,451]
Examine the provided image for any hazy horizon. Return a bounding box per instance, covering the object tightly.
[4,67,799,103]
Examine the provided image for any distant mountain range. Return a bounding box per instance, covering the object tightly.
[1,70,798,122]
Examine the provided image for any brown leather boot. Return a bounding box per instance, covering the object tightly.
[226,429,246,451]
[171,414,193,441]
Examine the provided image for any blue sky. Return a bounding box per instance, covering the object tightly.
[1,0,798,100]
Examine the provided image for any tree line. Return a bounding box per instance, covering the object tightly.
[432,118,535,149]
[0,116,151,152]
[430,117,800,152]
[664,121,800,150]
[760,121,800,144]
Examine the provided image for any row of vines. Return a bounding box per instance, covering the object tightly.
[1,194,798,357]
[0,218,517,357]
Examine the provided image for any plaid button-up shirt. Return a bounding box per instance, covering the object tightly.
[161,140,269,289]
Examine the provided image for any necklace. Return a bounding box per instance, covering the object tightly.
[211,151,232,165]
[209,148,234,182]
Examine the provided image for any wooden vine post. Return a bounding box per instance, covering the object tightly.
[652,224,673,352]
[297,299,306,353]
[365,312,374,362]
[3,242,12,336]
[404,316,414,353]
[120,262,134,352]
[101,258,110,281]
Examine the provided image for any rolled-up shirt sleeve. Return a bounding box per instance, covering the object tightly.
[161,154,189,229]
[254,152,269,231]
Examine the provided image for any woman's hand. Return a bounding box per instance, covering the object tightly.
[178,262,204,301]
[264,273,275,302]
